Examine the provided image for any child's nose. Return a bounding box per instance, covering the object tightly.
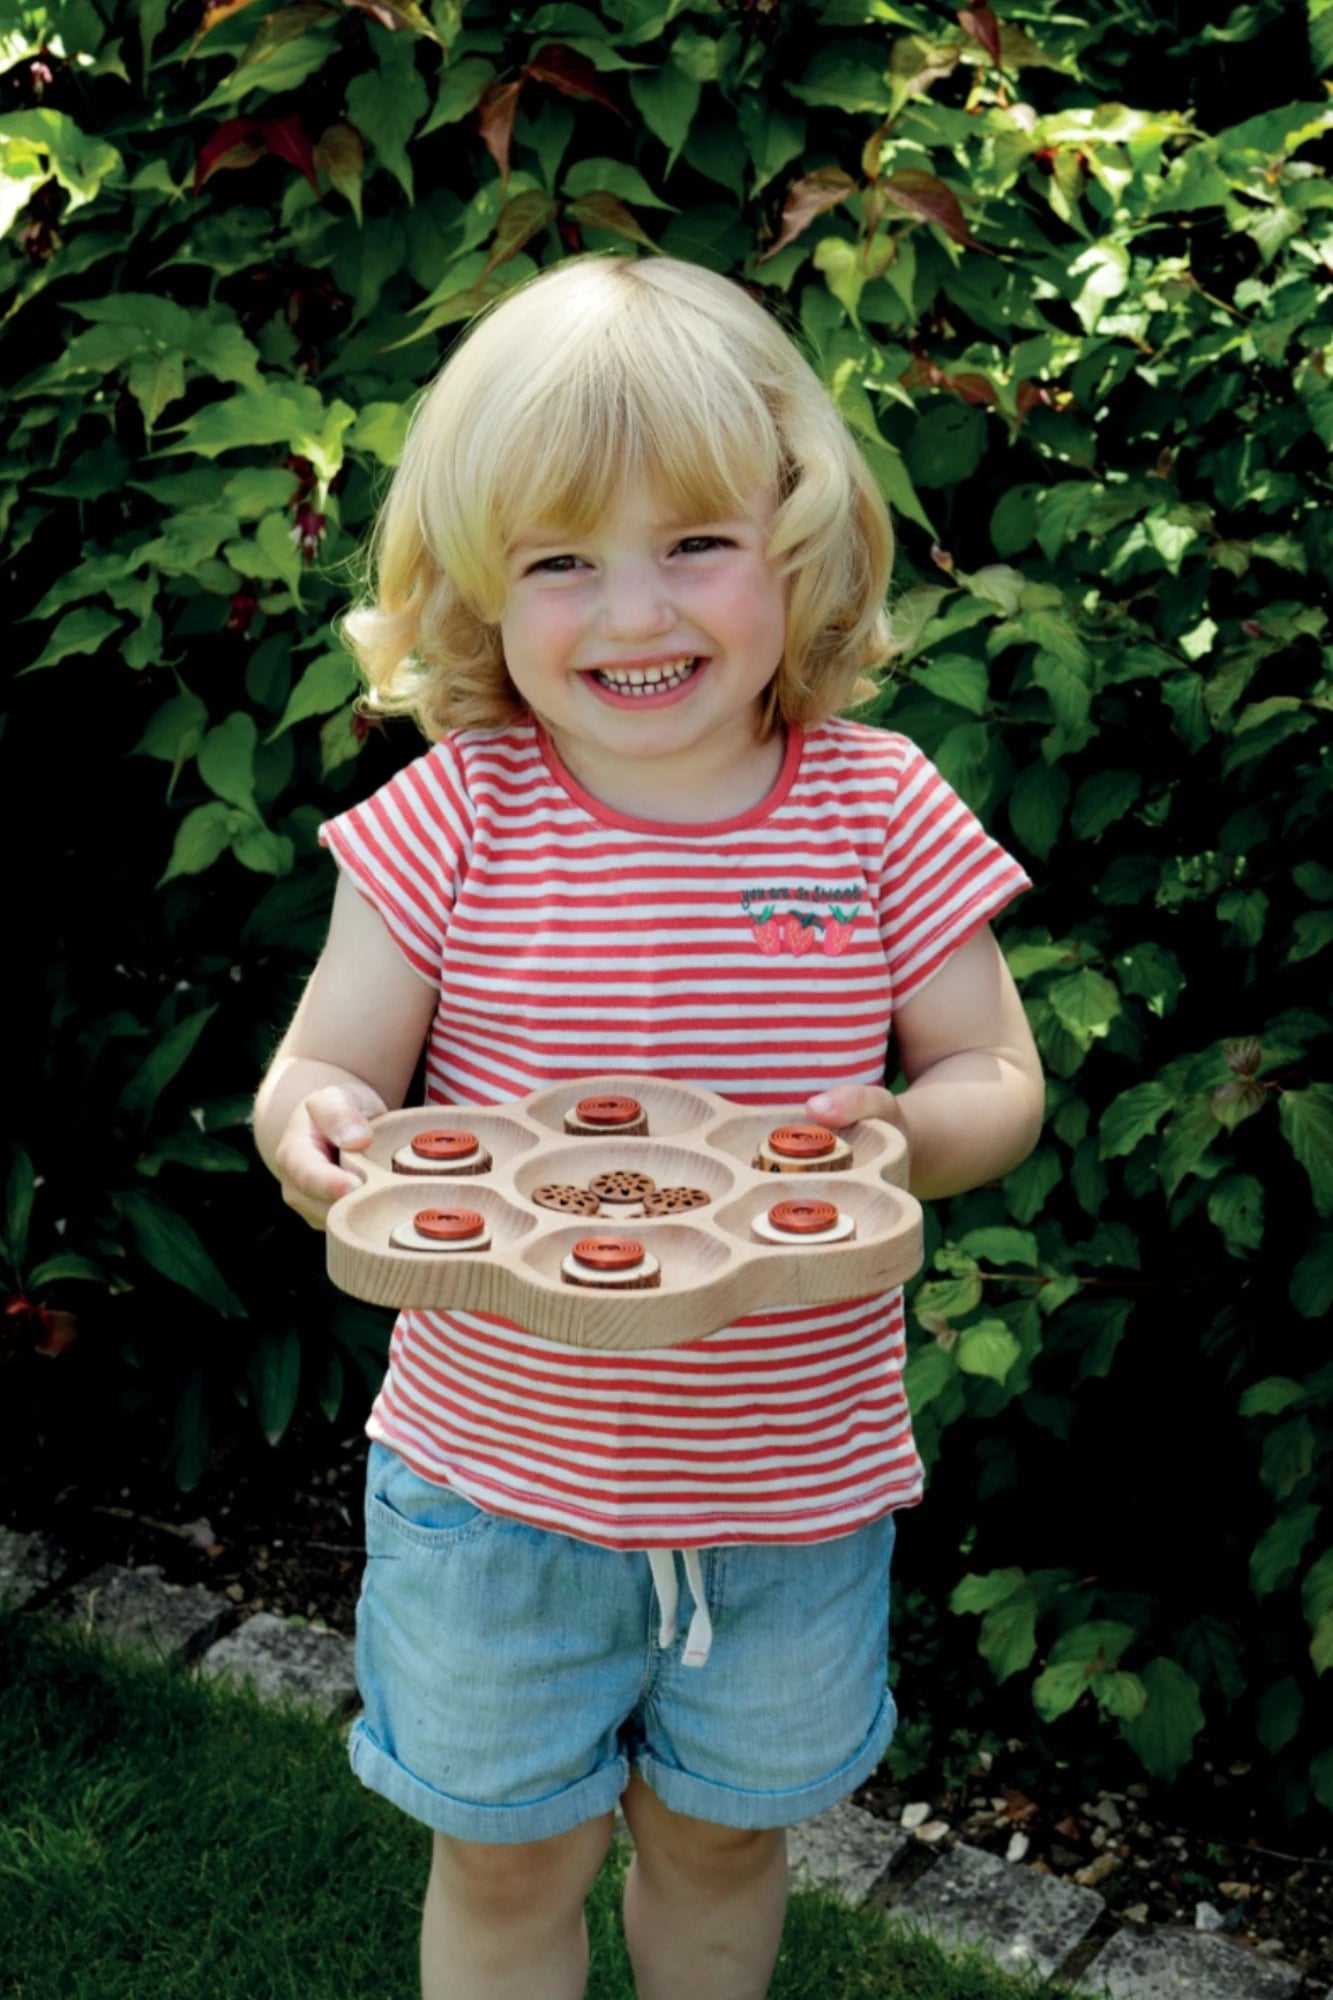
[597,560,678,640]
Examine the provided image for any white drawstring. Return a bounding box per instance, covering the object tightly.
[645,1548,714,1668]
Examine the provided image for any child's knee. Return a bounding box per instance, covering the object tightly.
[428,1814,614,1922]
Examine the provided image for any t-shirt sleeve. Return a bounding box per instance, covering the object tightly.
[318,739,473,986]
[879,737,1033,1008]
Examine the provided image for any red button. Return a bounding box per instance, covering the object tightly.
[768,1124,836,1159]
[571,1237,645,1271]
[413,1208,486,1241]
[768,1198,839,1235]
[411,1130,479,1160]
[575,1096,643,1126]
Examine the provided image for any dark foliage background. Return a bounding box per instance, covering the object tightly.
[1,0,1329,1823]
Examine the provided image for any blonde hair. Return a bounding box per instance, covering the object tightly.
[339,254,895,739]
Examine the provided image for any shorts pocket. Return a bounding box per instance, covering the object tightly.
[366,1444,495,1550]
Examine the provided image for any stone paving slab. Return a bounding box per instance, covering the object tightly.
[1071,1925,1303,1999]
[48,1563,233,1661]
[197,1614,358,1720]
[0,1525,79,1609]
[889,1840,1105,1979]
[787,1800,913,1904]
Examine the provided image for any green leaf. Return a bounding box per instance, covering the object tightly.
[1260,1417,1316,1500]
[159,803,236,885]
[25,606,123,673]
[906,401,988,489]
[1239,1377,1306,1418]
[1206,1173,1264,1257]
[1047,968,1121,1049]
[1291,1233,1333,1318]
[1250,1503,1320,1597]
[120,1007,217,1124]
[3,1144,36,1270]
[1096,1080,1168,1160]
[1119,1658,1206,1780]
[198,713,260,817]
[136,1131,248,1177]
[1278,1084,1333,1215]
[1071,769,1141,841]
[1257,1677,1303,1754]
[628,58,702,164]
[912,654,989,713]
[251,1328,302,1446]
[27,1253,105,1287]
[1007,761,1068,861]
[955,1227,1040,1266]
[957,1318,1022,1382]
[1003,1145,1062,1225]
[1114,943,1185,1018]
[268,651,359,737]
[1033,1659,1091,1721]
[116,1190,246,1317]
[1159,1097,1223,1200]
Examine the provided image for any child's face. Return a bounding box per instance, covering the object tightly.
[499,479,788,803]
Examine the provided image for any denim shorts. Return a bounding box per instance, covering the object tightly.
[349,1439,901,1845]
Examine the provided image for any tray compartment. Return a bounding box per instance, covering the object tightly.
[355,1108,539,1177]
[707,1109,909,1184]
[523,1075,716,1139]
[511,1140,736,1212]
[337,1181,537,1253]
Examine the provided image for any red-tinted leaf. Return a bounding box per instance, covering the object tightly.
[194,117,263,194]
[1210,1077,1268,1130]
[1015,379,1047,423]
[313,119,365,193]
[525,43,626,117]
[34,1308,77,1357]
[957,5,1002,66]
[186,0,264,58]
[1226,1036,1263,1078]
[948,370,999,405]
[757,166,856,263]
[882,169,978,246]
[478,77,523,183]
[565,191,658,252]
[483,189,560,274]
[342,0,442,37]
[258,112,320,190]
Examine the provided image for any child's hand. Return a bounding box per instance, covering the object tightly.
[805,1085,905,1131]
[273,1084,388,1230]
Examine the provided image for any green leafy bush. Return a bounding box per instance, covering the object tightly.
[2,0,1328,1821]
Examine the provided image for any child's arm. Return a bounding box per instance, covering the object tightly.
[807,925,1044,1203]
[253,874,437,1230]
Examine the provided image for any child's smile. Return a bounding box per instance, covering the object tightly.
[500,482,788,821]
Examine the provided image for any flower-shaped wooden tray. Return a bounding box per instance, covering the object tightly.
[326,1075,923,1351]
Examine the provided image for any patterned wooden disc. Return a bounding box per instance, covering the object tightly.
[532,1183,600,1217]
[589,1169,656,1203]
[642,1186,711,1216]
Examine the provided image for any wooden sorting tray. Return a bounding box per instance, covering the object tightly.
[327,1075,923,1351]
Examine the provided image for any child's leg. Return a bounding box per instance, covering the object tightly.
[620,1772,788,2000]
[421,1812,615,2000]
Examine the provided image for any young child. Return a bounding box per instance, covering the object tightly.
[253,252,1043,2000]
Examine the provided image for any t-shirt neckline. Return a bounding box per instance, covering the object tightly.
[534,718,805,835]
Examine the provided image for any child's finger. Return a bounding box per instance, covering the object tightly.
[306,1086,379,1151]
[806,1085,891,1127]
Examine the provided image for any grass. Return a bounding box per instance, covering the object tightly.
[0,1610,1101,2000]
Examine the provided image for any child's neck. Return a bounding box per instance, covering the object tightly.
[546,721,788,825]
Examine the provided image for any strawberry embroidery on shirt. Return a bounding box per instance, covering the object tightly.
[741,890,862,957]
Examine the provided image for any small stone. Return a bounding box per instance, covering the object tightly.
[915,1820,951,1844]
[225,1583,245,1602]
[1228,1760,1252,1777]
[1257,1940,1288,1957]
[1073,1853,1118,1888]
[1090,1797,1124,1831]
[1196,1902,1227,1932]
[901,1801,932,1829]
[1006,1832,1030,1863]
[974,1749,994,1774]
[1219,1881,1255,1900]
[1124,1903,1150,1923]
[1126,1783,1151,1798]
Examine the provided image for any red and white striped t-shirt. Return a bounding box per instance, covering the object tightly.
[319,714,1031,1549]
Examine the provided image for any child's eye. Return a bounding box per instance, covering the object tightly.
[526,535,729,575]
